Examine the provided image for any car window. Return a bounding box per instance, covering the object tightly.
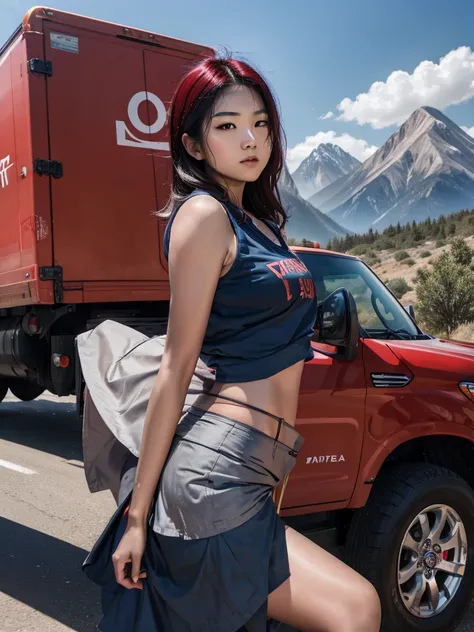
[299,252,420,339]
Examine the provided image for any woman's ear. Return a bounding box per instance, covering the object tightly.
[182,133,204,161]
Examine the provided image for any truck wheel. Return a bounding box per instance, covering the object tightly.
[0,381,8,402]
[8,379,45,402]
[346,463,474,632]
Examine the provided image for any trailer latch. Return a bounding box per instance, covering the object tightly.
[39,266,63,304]
[34,159,63,179]
[28,58,53,77]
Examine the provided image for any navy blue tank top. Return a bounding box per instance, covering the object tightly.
[164,190,317,383]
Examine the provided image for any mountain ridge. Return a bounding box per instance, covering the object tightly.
[292,143,360,200]
[308,107,474,233]
[277,164,349,245]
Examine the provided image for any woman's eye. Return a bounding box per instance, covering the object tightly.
[217,120,268,130]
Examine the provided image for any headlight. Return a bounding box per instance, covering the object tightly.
[459,382,474,403]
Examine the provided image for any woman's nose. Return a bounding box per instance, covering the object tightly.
[241,129,257,148]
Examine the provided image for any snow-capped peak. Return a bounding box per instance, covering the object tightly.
[291,144,360,200]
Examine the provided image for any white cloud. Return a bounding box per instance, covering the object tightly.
[462,125,474,138]
[287,131,378,173]
[336,46,474,129]
[319,111,334,120]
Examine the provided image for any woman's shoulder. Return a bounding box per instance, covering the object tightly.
[164,190,235,259]
[174,190,231,224]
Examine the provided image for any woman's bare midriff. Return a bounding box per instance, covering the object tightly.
[192,358,305,442]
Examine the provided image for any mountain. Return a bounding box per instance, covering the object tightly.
[277,164,349,245]
[291,143,360,200]
[309,107,474,233]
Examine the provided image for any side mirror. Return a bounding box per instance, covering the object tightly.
[315,288,359,360]
[404,304,416,321]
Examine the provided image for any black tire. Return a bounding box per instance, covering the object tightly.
[346,463,474,632]
[8,379,45,402]
[0,381,8,403]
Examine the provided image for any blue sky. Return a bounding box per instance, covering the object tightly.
[2,0,474,171]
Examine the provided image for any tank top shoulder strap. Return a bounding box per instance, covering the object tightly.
[164,190,244,261]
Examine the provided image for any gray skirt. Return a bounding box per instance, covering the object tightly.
[155,407,303,539]
[83,407,303,631]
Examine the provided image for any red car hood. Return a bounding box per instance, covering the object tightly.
[387,337,474,378]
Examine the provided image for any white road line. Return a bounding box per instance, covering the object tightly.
[0,459,37,475]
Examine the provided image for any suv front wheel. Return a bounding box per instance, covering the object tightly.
[346,463,474,632]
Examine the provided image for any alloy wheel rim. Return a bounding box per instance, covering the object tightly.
[397,503,467,618]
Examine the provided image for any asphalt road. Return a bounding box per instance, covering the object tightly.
[0,392,473,631]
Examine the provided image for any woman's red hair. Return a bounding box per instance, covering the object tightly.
[158,55,288,227]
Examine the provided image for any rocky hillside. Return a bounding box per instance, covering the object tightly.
[363,236,474,342]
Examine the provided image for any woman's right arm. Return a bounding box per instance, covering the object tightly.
[112,195,233,588]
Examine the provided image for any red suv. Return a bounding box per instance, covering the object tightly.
[286,245,474,632]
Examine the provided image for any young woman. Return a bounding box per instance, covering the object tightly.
[90,56,382,631]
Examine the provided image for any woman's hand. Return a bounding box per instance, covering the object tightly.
[112,521,148,590]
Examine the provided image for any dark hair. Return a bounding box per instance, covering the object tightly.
[157,54,288,228]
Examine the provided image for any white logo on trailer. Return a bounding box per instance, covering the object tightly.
[0,155,14,188]
[116,91,170,151]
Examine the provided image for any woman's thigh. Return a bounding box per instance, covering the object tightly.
[267,527,381,632]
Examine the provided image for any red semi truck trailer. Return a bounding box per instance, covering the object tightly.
[2,8,474,632]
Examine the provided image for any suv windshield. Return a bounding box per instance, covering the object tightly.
[298,251,426,340]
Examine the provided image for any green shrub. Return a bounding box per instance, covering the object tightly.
[365,255,381,266]
[417,252,474,337]
[375,238,395,250]
[450,237,473,266]
[394,250,410,262]
[403,258,416,266]
[435,239,446,248]
[386,278,411,299]
[350,244,369,256]
[419,250,431,258]
[414,268,429,284]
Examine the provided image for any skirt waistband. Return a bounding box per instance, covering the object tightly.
[199,390,298,450]
[178,406,304,456]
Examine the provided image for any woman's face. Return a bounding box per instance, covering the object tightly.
[187,85,273,186]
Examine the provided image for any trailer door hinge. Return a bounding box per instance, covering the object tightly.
[28,58,53,76]
[34,159,63,179]
[39,266,63,303]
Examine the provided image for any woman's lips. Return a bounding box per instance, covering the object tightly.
[241,157,259,165]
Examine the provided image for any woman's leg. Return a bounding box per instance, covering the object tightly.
[267,527,381,632]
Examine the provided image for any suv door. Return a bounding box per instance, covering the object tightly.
[284,252,369,509]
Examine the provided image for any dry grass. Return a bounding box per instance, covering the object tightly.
[451,322,474,342]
